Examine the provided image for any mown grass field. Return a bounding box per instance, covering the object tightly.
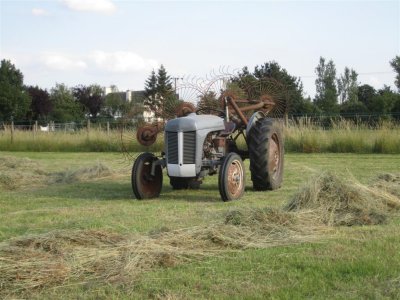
[1,151,400,299]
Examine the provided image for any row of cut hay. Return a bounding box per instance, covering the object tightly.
[0,209,324,295]
[0,156,114,191]
[51,162,113,184]
[285,172,400,226]
[0,156,48,190]
[1,172,399,296]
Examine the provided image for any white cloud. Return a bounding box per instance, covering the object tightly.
[90,50,158,73]
[32,8,49,16]
[62,0,116,14]
[41,53,87,71]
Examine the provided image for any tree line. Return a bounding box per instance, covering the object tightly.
[143,56,400,119]
[0,59,136,124]
[1,56,400,124]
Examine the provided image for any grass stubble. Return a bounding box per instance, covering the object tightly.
[0,157,399,297]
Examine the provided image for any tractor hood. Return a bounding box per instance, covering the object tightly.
[165,113,225,132]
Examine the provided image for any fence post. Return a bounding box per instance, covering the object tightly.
[11,121,14,144]
[87,119,90,139]
[107,121,110,136]
[33,120,38,139]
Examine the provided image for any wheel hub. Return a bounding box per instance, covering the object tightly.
[268,133,280,179]
[227,159,244,197]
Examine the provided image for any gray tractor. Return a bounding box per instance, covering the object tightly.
[131,95,284,201]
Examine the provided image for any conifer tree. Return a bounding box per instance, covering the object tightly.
[144,65,175,120]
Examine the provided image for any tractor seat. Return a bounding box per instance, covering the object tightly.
[220,121,236,137]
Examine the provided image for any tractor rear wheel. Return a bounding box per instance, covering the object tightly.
[218,152,245,201]
[248,118,284,190]
[131,152,163,199]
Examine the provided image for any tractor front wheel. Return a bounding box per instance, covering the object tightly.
[218,152,245,201]
[131,152,163,199]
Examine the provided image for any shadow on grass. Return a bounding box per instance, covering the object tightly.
[30,181,133,201]
[160,184,222,203]
[28,180,222,202]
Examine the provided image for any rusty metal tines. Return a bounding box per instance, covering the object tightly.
[176,102,196,117]
[120,66,289,158]
[136,123,160,146]
[227,96,248,126]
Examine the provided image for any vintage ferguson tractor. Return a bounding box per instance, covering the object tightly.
[131,84,285,201]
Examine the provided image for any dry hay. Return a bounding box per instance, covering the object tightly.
[1,171,400,295]
[0,156,48,190]
[0,156,113,190]
[371,173,400,198]
[286,172,400,226]
[0,208,323,295]
[51,162,112,184]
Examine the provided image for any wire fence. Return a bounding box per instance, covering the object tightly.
[1,112,400,134]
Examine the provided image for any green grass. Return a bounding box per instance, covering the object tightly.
[0,129,163,152]
[284,120,400,154]
[1,152,400,298]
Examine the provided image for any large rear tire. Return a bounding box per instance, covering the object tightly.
[131,152,163,199]
[248,118,284,190]
[218,152,245,201]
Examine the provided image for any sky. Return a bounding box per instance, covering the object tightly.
[0,0,399,98]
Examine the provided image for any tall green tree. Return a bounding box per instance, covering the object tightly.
[157,65,175,119]
[357,84,399,115]
[73,84,104,119]
[358,84,376,109]
[197,91,220,112]
[0,59,31,121]
[144,70,159,117]
[337,67,358,103]
[144,65,175,120]
[156,64,173,97]
[390,56,400,91]
[27,86,53,121]
[50,83,83,122]
[314,57,339,114]
[372,86,399,114]
[235,61,308,115]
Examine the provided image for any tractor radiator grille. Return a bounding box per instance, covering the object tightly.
[183,131,196,164]
[166,131,178,164]
[166,131,196,165]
